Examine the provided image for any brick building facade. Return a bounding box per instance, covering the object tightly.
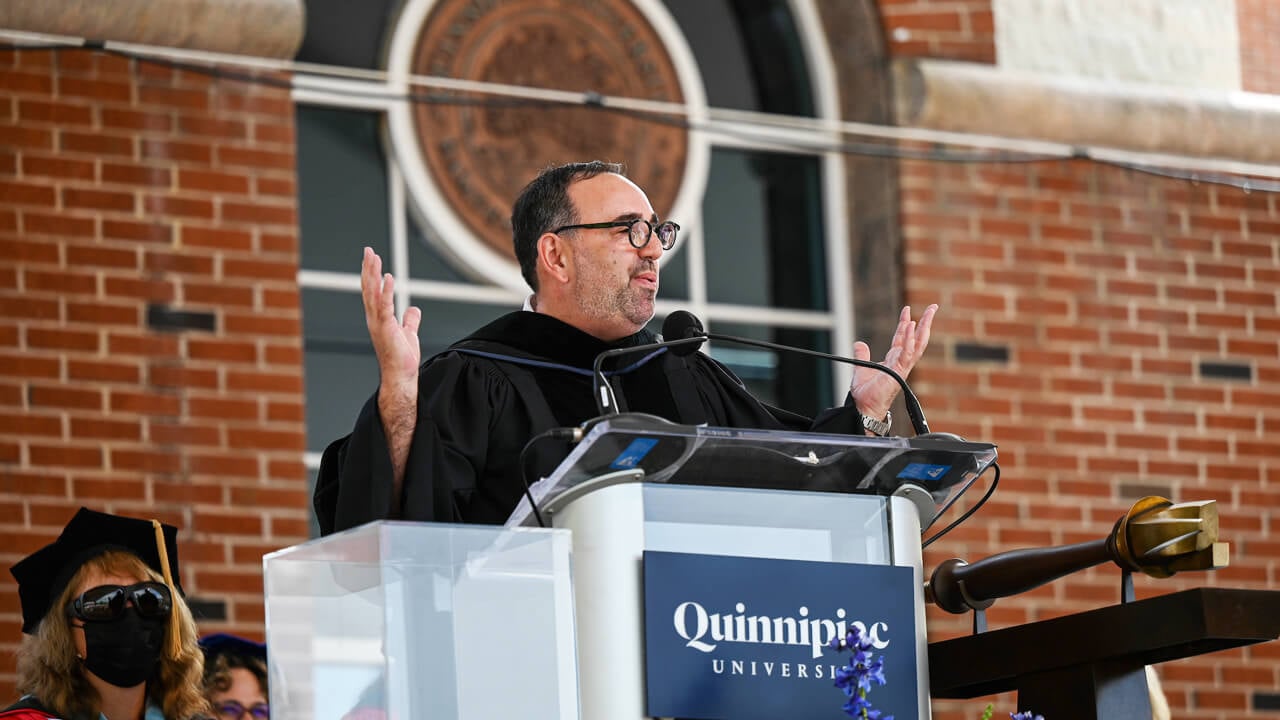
[2,1,1279,717]
[0,47,307,682]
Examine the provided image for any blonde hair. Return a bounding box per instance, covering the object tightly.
[15,550,212,720]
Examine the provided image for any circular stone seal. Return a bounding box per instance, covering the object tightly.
[384,0,708,290]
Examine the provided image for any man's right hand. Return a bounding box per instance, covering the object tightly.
[361,247,422,510]
[362,246,422,386]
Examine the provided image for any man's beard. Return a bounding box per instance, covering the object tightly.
[615,284,657,326]
[577,260,658,329]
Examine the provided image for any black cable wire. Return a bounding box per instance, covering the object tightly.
[921,461,1000,549]
[516,427,580,528]
[1091,157,1280,193]
[921,471,978,534]
[0,42,73,50]
[4,41,1274,189]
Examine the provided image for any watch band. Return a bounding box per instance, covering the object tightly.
[862,409,892,437]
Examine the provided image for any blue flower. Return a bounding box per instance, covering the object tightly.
[853,645,873,664]
[834,665,859,694]
[1009,713,1044,720]
[867,657,887,686]
[830,626,892,719]
[845,627,874,652]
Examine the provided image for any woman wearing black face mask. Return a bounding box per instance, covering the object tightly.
[3,508,210,720]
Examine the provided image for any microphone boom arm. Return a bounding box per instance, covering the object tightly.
[697,330,932,435]
[591,335,712,415]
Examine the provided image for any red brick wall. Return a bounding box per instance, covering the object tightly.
[903,163,1279,720]
[0,48,306,697]
[881,3,1280,718]
[878,0,995,63]
[1238,0,1280,93]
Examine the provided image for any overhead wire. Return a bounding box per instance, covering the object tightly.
[2,32,1280,190]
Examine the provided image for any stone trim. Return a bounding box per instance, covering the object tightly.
[0,0,304,59]
[894,58,1280,165]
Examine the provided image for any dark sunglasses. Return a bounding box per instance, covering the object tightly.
[65,581,172,622]
[215,701,269,720]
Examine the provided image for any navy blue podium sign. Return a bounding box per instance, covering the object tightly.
[643,551,919,720]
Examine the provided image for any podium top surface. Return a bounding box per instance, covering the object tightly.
[929,587,1280,699]
[508,413,997,527]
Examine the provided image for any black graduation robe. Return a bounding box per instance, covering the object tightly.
[314,311,865,533]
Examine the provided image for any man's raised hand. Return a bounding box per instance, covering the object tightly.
[361,246,422,505]
[362,246,422,387]
[849,304,938,426]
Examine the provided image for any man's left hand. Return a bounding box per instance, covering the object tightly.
[850,304,938,426]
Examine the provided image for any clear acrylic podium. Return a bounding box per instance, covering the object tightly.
[265,414,996,719]
[263,522,579,720]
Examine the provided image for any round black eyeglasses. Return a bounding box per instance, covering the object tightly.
[65,581,173,622]
[553,218,680,250]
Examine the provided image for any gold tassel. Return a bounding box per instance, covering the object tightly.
[152,520,182,661]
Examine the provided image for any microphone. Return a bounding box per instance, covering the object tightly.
[590,314,710,415]
[663,310,932,436]
[660,311,706,357]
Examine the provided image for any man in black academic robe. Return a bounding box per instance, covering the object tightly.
[315,161,936,534]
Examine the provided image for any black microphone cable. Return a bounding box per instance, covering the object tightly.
[517,426,580,527]
[664,310,932,435]
[704,331,930,434]
[921,461,1001,549]
[590,334,711,415]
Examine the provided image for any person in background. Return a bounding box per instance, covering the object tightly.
[2,507,209,720]
[199,634,268,720]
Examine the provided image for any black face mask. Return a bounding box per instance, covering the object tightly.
[80,606,166,688]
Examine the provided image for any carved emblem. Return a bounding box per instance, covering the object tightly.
[408,0,689,266]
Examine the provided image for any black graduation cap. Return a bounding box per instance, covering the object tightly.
[9,507,185,637]
[199,633,267,662]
